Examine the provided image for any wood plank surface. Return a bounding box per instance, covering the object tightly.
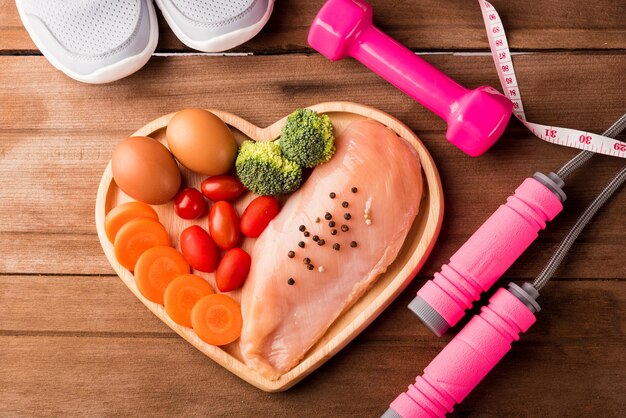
[1,0,625,416]
[1,277,624,416]
[1,53,625,278]
[1,0,625,54]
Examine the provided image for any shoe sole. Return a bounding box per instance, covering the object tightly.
[154,0,274,52]
[15,0,159,84]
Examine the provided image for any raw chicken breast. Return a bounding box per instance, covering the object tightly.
[240,119,422,379]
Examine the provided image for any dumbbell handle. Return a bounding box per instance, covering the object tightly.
[387,287,537,418]
[411,175,563,335]
[348,25,466,121]
[308,0,513,156]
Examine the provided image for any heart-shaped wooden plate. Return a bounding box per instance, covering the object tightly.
[95,102,443,392]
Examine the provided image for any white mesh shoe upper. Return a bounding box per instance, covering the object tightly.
[22,0,141,56]
[170,0,255,25]
[17,0,157,83]
[155,0,273,52]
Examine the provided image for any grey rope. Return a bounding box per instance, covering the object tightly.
[534,113,626,291]
[556,113,626,180]
[533,166,626,290]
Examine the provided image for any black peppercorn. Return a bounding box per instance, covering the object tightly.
[325,212,332,220]
[351,187,358,193]
[342,201,349,208]
[298,241,305,248]
[344,213,352,220]
[304,231,310,237]
[350,241,357,248]
[329,220,336,227]
[313,235,319,242]
[330,229,337,235]
[303,257,311,264]
[341,225,349,232]
[288,278,295,285]
[329,192,336,199]
[307,264,314,270]
[318,239,325,246]
[299,225,306,232]
[333,243,340,251]
[288,251,295,258]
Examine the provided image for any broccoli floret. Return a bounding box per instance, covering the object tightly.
[279,109,336,168]
[235,140,302,195]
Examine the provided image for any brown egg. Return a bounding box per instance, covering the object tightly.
[111,136,181,205]
[166,108,237,176]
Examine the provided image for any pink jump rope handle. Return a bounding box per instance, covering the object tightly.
[410,175,564,336]
[308,0,513,156]
[385,286,537,418]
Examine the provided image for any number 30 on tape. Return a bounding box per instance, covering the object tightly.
[479,0,626,158]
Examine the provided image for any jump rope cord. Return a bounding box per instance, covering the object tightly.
[534,113,626,291]
[557,113,626,180]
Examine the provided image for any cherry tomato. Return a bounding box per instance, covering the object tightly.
[179,225,218,272]
[174,188,207,220]
[216,248,251,292]
[208,201,240,250]
[201,175,245,201]
[240,196,280,238]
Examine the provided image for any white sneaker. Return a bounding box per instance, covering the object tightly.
[155,0,274,52]
[16,0,158,84]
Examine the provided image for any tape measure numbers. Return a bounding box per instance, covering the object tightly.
[479,0,626,158]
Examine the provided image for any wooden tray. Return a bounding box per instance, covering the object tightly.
[95,101,444,392]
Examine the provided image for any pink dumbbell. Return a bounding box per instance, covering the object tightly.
[308,0,513,156]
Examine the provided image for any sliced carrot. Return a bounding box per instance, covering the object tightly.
[164,274,214,327]
[114,218,171,272]
[105,201,158,243]
[191,294,242,346]
[134,246,190,304]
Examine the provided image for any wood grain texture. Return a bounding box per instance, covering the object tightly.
[1,1,625,414]
[1,277,624,416]
[1,54,624,278]
[94,103,443,391]
[1,0,625,53]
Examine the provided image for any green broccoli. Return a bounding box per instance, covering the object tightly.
[235,140,302,195]
[279,109,336,168]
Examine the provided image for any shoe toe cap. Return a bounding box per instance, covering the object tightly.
[18,0,157,82]
[156,0,273,52]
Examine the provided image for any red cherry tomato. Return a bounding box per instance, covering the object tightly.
[216,248,251,292]
[179,225,218,272]
[201,175,246,201]
[174,188,207,220]
[240,196,280,238]
[208,201,240,250]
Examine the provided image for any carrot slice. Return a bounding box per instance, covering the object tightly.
[105,201,158,243]
[114,218,170,272]
[164,274,214,327]
[191,294,242,346]
[134,246,190,304]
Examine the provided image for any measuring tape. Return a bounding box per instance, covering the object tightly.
[479,0,626,158]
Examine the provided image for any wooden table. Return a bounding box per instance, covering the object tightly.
[1,1,624,416]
